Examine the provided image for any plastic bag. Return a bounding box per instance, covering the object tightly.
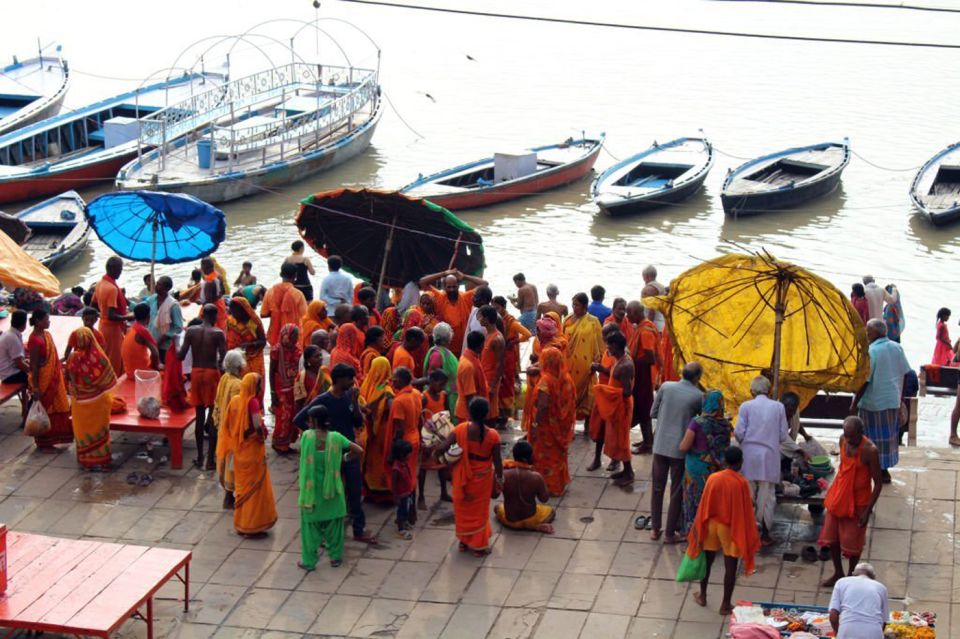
[24,400,50,437]
[675,551,707,582]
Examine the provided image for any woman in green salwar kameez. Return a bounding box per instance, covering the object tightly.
[297,405,364,570]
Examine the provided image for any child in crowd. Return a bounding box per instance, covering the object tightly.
[420,369,452,509]
[391,439,417,539]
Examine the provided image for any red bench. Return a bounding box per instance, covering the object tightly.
[109,376,195,470]
[0,531,190,639]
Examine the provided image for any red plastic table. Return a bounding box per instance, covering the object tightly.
[0,531,190,639]
[109,376,195,470]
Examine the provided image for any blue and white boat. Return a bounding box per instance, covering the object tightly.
[0,71,226,205]
[721,140,849,217]
[116,61,381,204]
[910,142,960,226]
[0,48,70,137]
[591,137,712,216]
[12,190,89,269]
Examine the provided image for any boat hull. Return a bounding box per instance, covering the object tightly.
[409,142,602,210]
[123,106,381,204]
[721,168,844,216]
[598,171,708,216]
[0,90,67,137]
[41,224,90,270]
[0,153,132,204]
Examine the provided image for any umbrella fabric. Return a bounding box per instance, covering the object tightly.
[85,191,226,265]
[296,189,484,289]
[647,252,869,418]
[0,230,60,296]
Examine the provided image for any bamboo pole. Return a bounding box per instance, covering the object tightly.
[771,272,788,398]
[375,213,398,311]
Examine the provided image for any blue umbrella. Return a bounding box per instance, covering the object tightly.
[85,190,226,279]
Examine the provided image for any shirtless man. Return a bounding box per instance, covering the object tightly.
[478,305,505,425]
[588,322,628,472]
[178,304,227,469]
[495,441,555,533]
[510,273,539,333]
[536,284,568,319]
[607,331,637,486]
[641,265,667,331]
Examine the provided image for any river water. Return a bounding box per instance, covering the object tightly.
[5,0,960,368]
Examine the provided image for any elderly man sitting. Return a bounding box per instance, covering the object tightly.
[851,319,911,483]
[735,375,802,545]
[829,562,889,639]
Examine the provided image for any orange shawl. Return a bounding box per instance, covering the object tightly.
[301,300,334,349]
[687,469,761,574]
[531,347,576,495]
[330,323,363,382]
[451,422,499,549]
[594,360,634,463]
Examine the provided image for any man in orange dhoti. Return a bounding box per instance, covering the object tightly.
[261,262,308,409]
[121,303,160,375]
[419,269,489,357]
[593,331,636,487]
[200,257,227,330]
[391,327,424,373]
[819,416,883,588]
[455,331,489,422]
[686,447,761,615]
[530,347,577,496]
[627,301,659,455]
[92,256,132,377]
[478,305,505,422]
[179,305,227,469]
[588,323,629,472]
[492,296,531,423]
[563,292,604,420]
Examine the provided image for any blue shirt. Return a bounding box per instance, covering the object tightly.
[587,301,612,325]
[319,270,354,307]
[144,294,184,351]
[294,390,363,442]
[859,337,911,411]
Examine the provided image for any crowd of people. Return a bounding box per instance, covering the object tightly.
[0,246,917,636]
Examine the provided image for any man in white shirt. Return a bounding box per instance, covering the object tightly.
[0,310,29,384]
[318,255,354,307]
[396,278,421,315]
[862,275,896,321]
[461,285,493,351]
[829,563,889,639]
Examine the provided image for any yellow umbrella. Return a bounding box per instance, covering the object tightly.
[0,231,61,297]
[648,251,869,417]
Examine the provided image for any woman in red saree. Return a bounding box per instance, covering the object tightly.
[272,324,301,454]
[295,345,330,413]
[330,323,363,383]
[27,310,73,450]
[521,313,568,432]
[530,347,577,496]
[64,327,118,468]
[435,397,503,556]
[359,356,395,502]
[229,373,278,536]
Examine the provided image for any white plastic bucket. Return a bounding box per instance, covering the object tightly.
[134,369,161,406]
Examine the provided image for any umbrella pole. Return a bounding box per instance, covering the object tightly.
[771,275,787,398]
[150,221,157,292]
[375,214,397,311]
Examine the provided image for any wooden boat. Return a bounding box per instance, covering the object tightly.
[591,137,712,216]
[12,190,89,269]
[0,50,70,137]
[0,71,227,205]
[721,140,849,216]
[910,142,960,226]
[116,62,381,203]
[400,135,604,210]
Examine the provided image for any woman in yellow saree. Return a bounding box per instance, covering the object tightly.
[359,356,395,502]
[562,292,604,420]
[228,373,278,536]
[64,326,117,468]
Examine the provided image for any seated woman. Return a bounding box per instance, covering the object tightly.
[495,441,555,533]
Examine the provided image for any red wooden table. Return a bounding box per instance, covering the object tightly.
[0,531,190,639]
[110,376,194,470]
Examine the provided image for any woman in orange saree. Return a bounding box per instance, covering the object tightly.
[530,347,577,496]
[64,326,118,467]
[359,356,395,502]
[359,327,387,378]
[229,373,278,536]
[330,323,363,383]
[272,324,301,454]
[563,293,604,420]
[27,310,73,450]
[227,297,267,400]
[435,397,503,556]
[300,300,334,349]
[521,314,568,431]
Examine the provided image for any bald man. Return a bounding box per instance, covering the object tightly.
[537,284,568,319]
[419,268,488,356]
